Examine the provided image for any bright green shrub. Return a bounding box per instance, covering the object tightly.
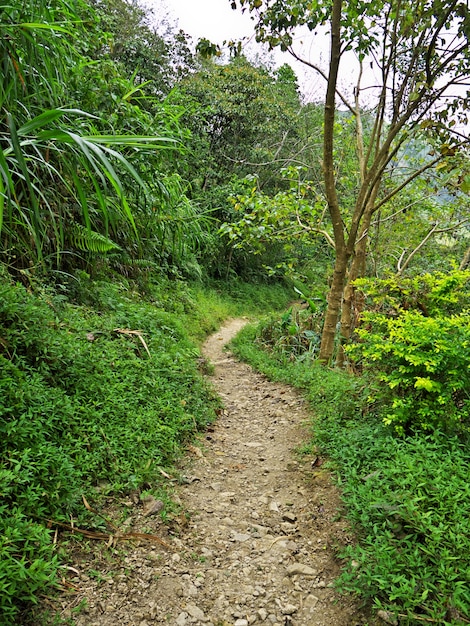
[347,271,470,435]
[348,310,470,434]
[353,270,470,317]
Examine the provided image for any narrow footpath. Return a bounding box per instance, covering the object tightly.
[68,319,371,626]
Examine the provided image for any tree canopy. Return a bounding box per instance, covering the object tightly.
[231,0,470,363]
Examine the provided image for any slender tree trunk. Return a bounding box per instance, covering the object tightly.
[335,182,380,366]
[319,247,350,364]
[336,221,369,367]
[459,245,470,270]
[318,0,344,365]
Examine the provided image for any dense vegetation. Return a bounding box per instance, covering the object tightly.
[231,268,470,624]
[1,0,469,624]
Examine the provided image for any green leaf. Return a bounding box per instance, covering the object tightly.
[71,224,120,253]
[414,377,438,392]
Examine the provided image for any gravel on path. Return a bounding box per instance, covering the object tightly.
[59,319,372,626]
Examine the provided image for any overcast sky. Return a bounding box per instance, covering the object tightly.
[145,0,335,101]
[150,0,256,42]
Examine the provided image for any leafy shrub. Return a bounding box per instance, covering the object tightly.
[353,270,470,317]
[255,306,322,360]
[232,318,470,624]
[348,311,470,435]
[0,509,58,624]
[327,430,470,625]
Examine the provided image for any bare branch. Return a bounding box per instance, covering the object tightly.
[460,245,470,270]
[286,46,356,115]
[397,222,440,275]
[295,210,336,249]
[373,154,444,213]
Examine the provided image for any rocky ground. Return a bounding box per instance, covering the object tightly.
[55,319,375,626]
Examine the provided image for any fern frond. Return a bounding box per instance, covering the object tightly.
[71,225,121,253]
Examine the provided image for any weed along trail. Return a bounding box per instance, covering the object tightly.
[70,319,369,626]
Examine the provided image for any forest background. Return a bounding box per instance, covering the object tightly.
[0,0,469,624]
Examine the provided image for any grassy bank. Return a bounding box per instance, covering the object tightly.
[230,320,470,626]
[0,272,292,624]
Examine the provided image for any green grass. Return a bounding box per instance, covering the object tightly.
[230,318,470,626]
[0,271,292,624]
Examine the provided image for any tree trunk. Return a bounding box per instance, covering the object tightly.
[335,224,368,367]
[336,188,379,366]
[318,0,344,365]
[319,247,350,364]
[459,245,470,270]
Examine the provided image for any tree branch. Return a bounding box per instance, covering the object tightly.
[397,222,440,274]
[286,46,356,115]
[295,210,335,249]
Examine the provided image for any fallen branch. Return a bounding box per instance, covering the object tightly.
[113,328,151,357]
[45,518,173,549]
[82,494,119,531]
[397,612,470,624]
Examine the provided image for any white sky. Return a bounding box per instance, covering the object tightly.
[145,0,338,101]
[150,0,257,42]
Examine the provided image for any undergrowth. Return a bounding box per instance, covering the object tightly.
[0,271,291,624]
[230,320,470,626]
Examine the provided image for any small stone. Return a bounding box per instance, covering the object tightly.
[187,584,198,596]
[232,533,251,542]
[258,608,268,621]
[269,500,280,512]
[280,522,297,533]
[281,604,298,615]
[186,604,206,621]
[377,610,398,625]
[176,612,188,626]
[201,548,213,557]
[234,620,249,626]
[141,495,164,516]
[287,563,317,577]
[304,595,319,609]
[282,512,297,523]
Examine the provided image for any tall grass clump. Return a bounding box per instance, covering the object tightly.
[0,0,199,279]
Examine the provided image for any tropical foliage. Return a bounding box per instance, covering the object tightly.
[233,0,470,363]
[1,0,470,623]
[0,0,205,278]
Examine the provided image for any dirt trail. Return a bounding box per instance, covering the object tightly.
[65,319,370,626]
